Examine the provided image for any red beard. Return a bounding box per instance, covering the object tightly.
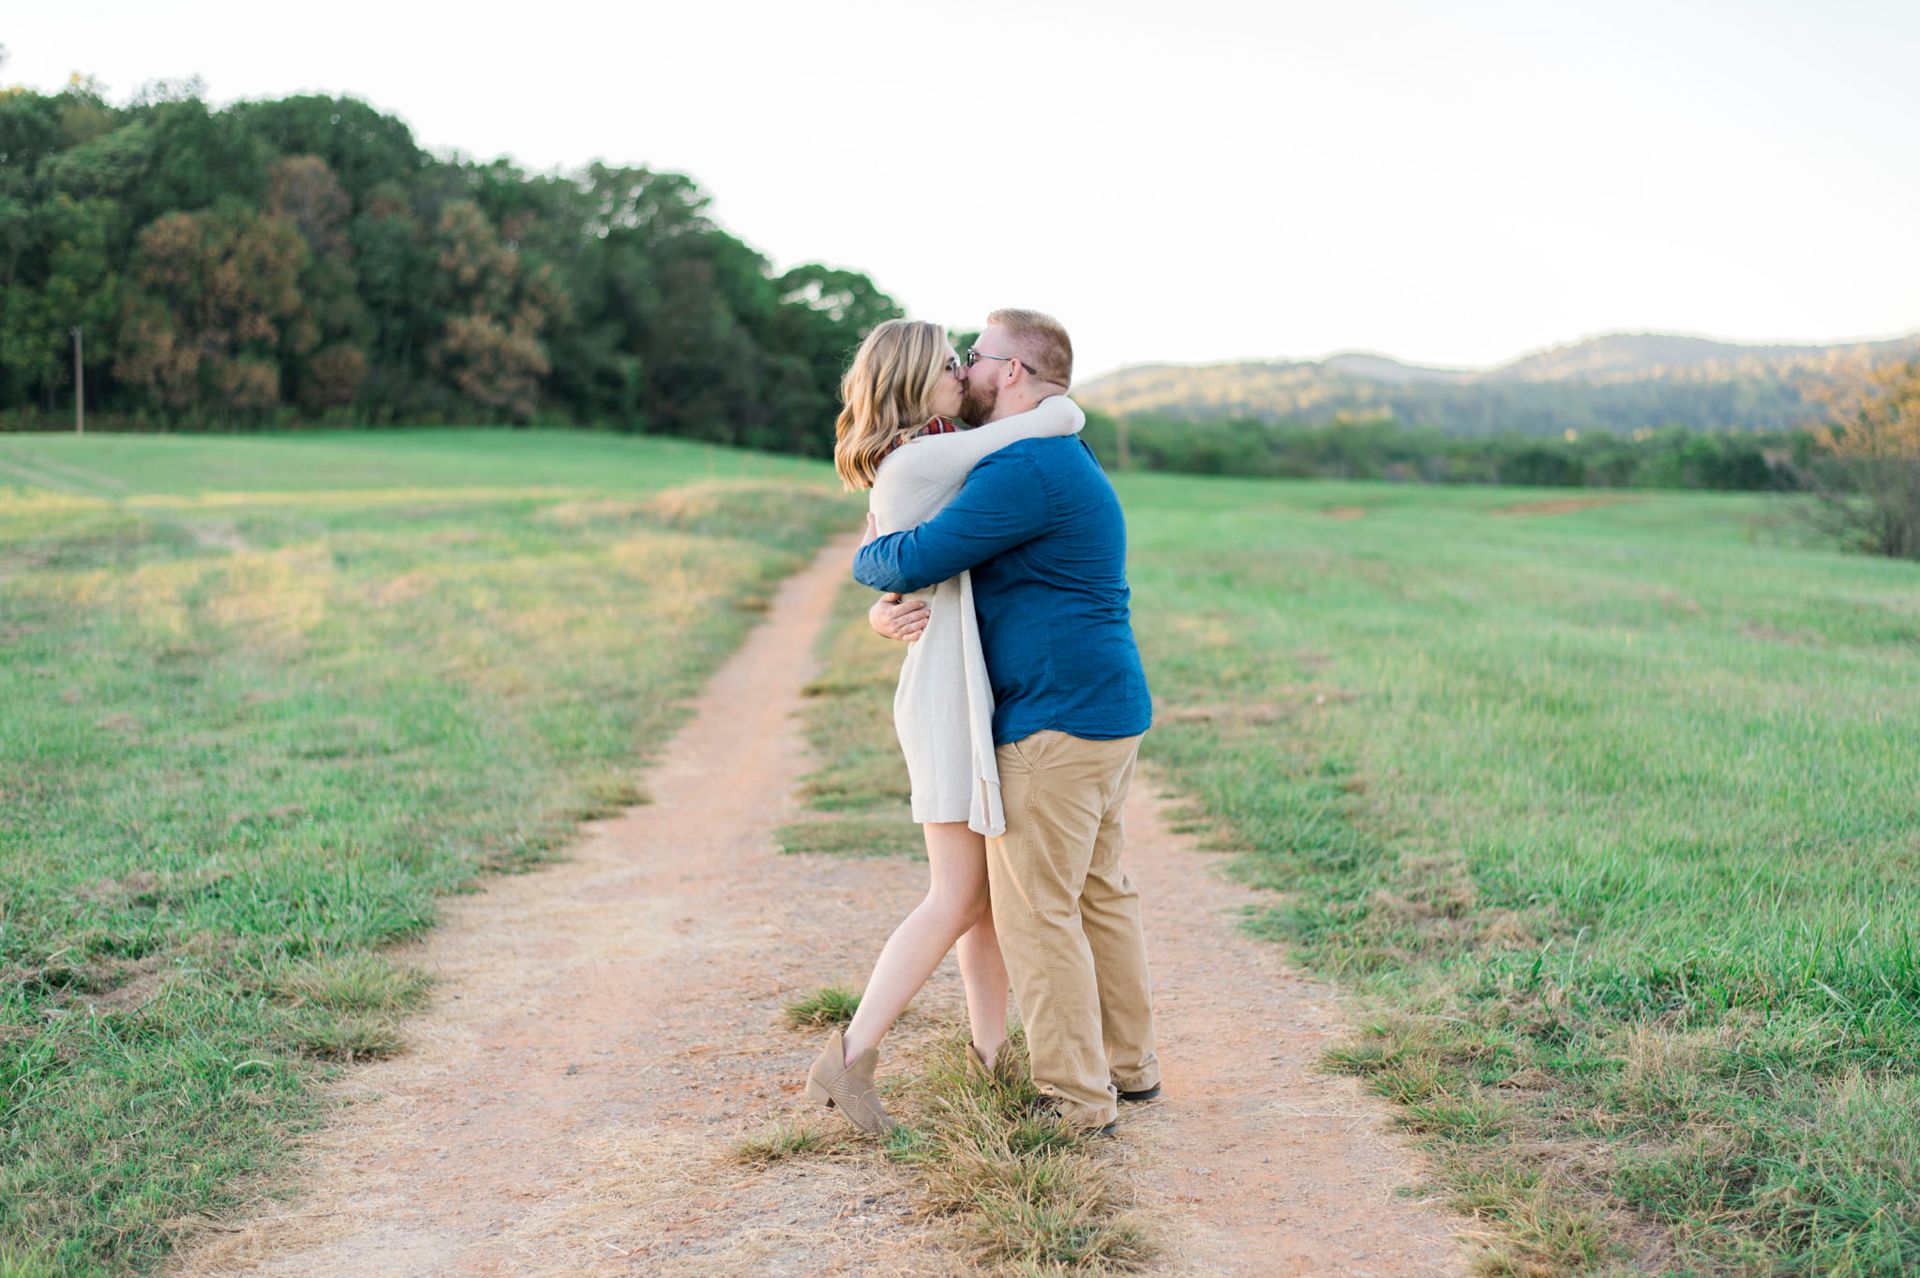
[959,375,999,426]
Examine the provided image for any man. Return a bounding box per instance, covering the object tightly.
[853,309,1159,1133]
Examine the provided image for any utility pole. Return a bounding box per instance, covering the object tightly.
[71,327,84,435]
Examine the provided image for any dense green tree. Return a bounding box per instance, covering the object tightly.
[229,95,427,205]
[133,100,269,223]
[0,196,120,409]
[0,90,63,202]
[0,86,897,443]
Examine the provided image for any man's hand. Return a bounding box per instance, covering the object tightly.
[860,511,879,547]
[869,592,929,644]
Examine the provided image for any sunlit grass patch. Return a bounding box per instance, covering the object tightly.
[204,546,333,653]
[127,484,579,511]
[0,489,122,558]
[639,480,854,544]
[22,556,212,640]
[783,987,861,1030]
[776,815,923,859]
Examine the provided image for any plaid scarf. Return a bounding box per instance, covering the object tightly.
[882,416,960,460]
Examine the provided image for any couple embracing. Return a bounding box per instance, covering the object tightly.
[803,309,1159,1137]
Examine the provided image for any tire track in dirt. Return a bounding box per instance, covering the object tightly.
[165,534,1469,1277]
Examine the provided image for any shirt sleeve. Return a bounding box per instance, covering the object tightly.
[853,449,1051,592]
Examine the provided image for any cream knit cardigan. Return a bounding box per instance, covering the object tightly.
[867,395,1087,836]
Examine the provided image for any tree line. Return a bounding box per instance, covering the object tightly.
[1079,364,1837,438]
[0,79,901,451]
[1080,414,1811,492]
[1082,359,1920,560]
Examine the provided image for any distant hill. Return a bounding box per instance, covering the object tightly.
[1079,331,1920,435]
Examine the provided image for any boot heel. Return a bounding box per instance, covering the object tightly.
[801,1027,894,1136]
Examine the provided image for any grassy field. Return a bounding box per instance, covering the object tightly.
[1121,481,1919,1276]
[788,479,1917,1275]
[0,430,855,1276]
[4,431,1916,1275]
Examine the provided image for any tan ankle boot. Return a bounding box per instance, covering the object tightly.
[964,1041,1002,1082]
[803,1029,895,1135]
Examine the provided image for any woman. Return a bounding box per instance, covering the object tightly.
[804,318,1084,1135]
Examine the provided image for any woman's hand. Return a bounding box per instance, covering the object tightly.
[869,592,929,644]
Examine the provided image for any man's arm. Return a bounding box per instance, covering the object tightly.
[852,449,1050,593]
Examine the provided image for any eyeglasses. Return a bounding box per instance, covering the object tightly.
[966,347,1022,371]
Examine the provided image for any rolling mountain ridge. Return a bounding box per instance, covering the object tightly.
[1078,331,1920,435]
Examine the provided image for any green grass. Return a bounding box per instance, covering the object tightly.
[0,429,856,1276]
[774,577,924,857]
[783,986,863,1029]
[772,471,1919,1271]
[1117,476,1920,1275]
[887,1035,1149,1273]
[7,431,1917,1274]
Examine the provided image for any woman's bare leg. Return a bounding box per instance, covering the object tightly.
[841,821,1002,1063]
[956,910,1009,1068]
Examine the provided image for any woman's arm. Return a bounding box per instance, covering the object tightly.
[900,395,1085,477]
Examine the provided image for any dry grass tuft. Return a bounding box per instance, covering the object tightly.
[783,986,861,1029]
[892,1036,1153,1274]
[267,951,434,1014]
[728,1121,857,1168]
[289,1013,407,1062]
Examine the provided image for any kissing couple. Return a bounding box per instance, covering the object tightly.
[803,309,1159,1137]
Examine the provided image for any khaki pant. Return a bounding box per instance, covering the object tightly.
[987,729,1158,1128]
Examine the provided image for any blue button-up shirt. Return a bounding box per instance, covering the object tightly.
[853,437,1152,747]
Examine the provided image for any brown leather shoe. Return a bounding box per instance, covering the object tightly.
[1029,1094,1119,1138]
[963,1042,1000,1081]
[803,1029,895,1136]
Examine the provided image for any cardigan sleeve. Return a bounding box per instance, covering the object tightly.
[892,397,1084,484]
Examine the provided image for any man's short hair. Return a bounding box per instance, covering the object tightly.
[988,308,1073,388]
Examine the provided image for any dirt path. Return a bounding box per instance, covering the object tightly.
[167,537,1469,1277]
[1121,783,1467,1275]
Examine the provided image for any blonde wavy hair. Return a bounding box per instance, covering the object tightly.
[834,319,952,491]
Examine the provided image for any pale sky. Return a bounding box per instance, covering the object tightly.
[8,0,1919,379]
